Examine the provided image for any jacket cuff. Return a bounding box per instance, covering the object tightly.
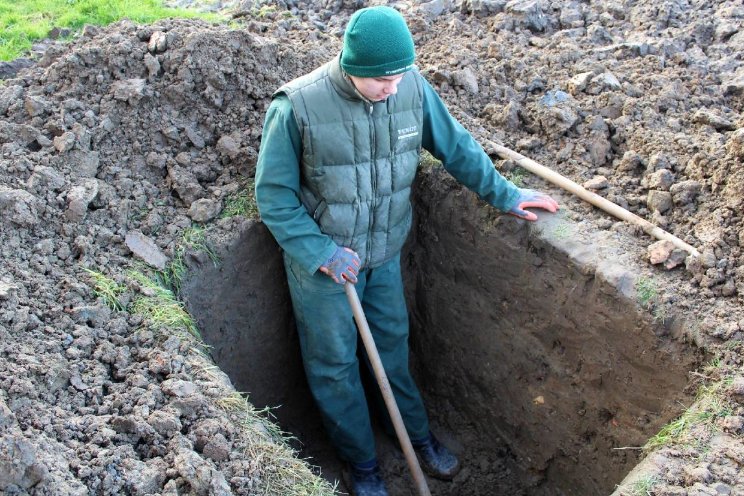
[306,243,338,275]
[501,184,521,212]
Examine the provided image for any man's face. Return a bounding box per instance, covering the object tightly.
[349,74,405,102]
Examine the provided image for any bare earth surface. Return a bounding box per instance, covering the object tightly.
[0,0,743,495]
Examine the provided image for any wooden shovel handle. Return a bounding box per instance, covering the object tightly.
[344,282,431,496]
[488,141,700,257]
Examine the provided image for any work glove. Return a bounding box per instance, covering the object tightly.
[319,246,361,284]
[508,188,559,221]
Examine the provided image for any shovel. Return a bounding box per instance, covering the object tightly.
[344,282,431,496]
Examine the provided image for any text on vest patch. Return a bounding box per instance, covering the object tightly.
[397,126,419,140]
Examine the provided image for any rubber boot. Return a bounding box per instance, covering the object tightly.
[349,460,389,496]
[412,432,461,480]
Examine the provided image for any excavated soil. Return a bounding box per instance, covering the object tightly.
[1,0,744,495]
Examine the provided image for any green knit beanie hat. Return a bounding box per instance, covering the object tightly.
[340,6,416,78]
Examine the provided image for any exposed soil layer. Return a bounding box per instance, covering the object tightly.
[408,167,703,495]
[1,0,744,495]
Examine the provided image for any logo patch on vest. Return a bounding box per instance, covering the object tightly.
[397,126,419,141]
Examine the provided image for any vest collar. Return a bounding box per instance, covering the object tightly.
[330,53,372,104]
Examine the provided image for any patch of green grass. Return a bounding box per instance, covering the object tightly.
[629,474,660,496]
[125,227,219,337]
[159,226,219,294]
[643,379,735,452]
[217,391,337,496]
[644,409,713,451]
[0,0,225,61]
[504,167,527,188]
[419,149,441,169]
[128,270,201,339]
[652,303,669,324]
[83,268,125,311]
[635,276,657,309]
[221,182,258,219]
[706,355,722,370]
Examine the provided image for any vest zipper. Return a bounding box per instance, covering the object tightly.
[367,103,375,267]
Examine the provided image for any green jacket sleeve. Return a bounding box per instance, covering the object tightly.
[420,77,520,212]
[254,95,337,274]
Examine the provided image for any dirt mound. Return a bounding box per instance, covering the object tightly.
[413,0,744,304]
[0,16,338,495]
[0,0,743,494]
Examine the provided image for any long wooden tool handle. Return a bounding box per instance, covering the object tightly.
[488,141,700,257]
[344,282,431,496]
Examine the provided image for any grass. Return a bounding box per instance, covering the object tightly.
[83,263,202,339]
[128,269,201,339]
[635,276,672,324]
[652,304,669,324]
[217,391,337,496]
[83,268,126,311]
[158,226,219,294]
[419,149,442,169]
[628,475,660,496]
[635,276,657,309]
[643,376,735,452]
[504,167,527,188]
[83,226,218,336]
[221,181,259,219]
[126,225,219,342]
[0,0,225,61]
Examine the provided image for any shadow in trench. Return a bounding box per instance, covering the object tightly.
[181,220,349,486]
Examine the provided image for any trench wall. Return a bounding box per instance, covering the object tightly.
[405,166,699,495]
[180,221,314,434]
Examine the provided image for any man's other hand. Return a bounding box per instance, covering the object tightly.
[508,188,559,221]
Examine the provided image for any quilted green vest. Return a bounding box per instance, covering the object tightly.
[277,56,424,269]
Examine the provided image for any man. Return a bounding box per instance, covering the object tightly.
[255,6,558,495]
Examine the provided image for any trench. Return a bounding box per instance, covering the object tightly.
[182,167,699,496]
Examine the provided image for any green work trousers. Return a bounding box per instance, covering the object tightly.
[283,252,430,464]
